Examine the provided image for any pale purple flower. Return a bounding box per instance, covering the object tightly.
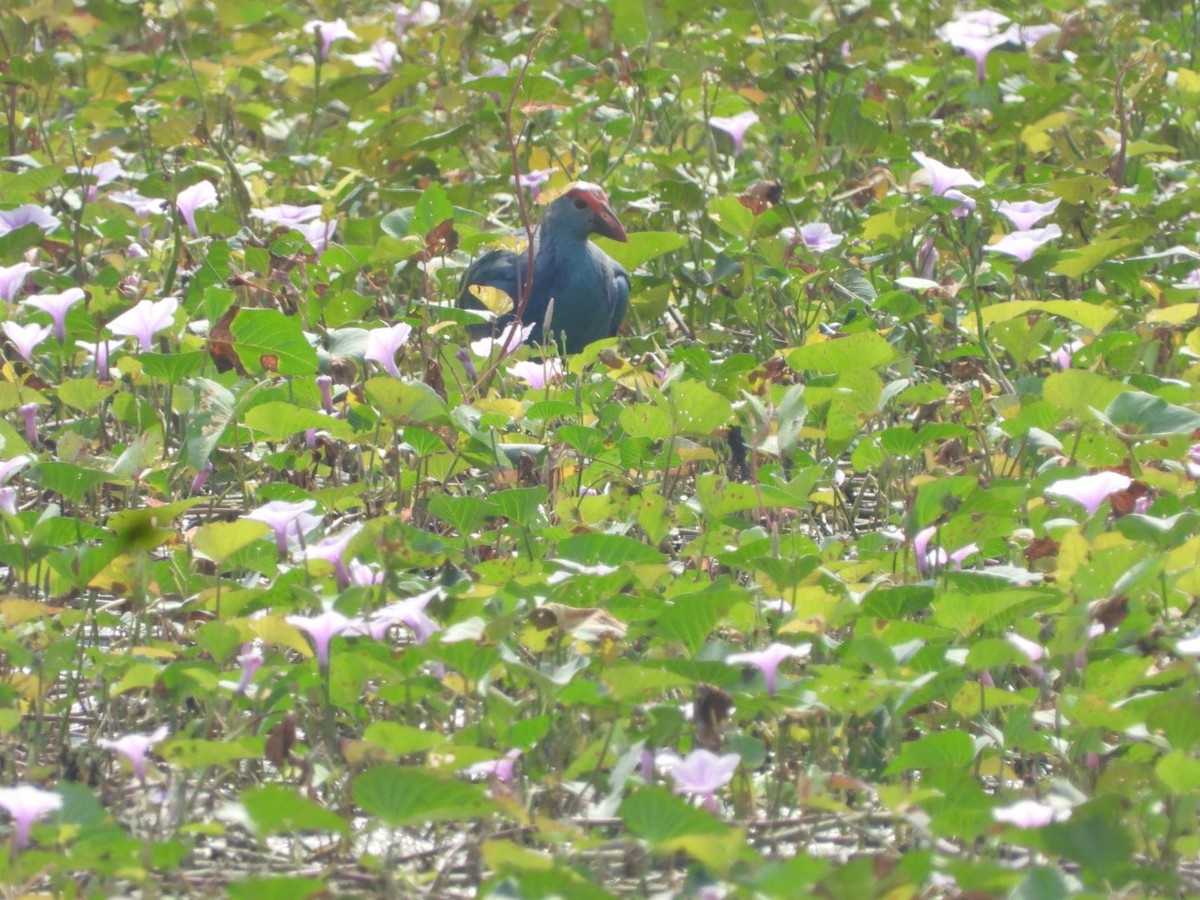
[189,460,214,495]
[0,205,60,236]
[317,374,334,413]
[304,522,363,586]
[1176,632,1200,655]
[348,39,400,73]
[305,18,358,59]
[1051,338,1083,370]
[243,499,320,556]
[1175,269,1200,290]
[2,321,51,361]
[234,644,264,694]
[657,749,741,813]
[507,358,563,390]
[287,609,355,669]
[938,10,1013,81]
[783,223,844,255]
[994,198,1061,231]
[726,642,812,694]
[365,322,413,379]
[98,726,169,784]
[296,218,336,252]
[0,488,15,515]
[517,168,554,199]
[367,588,441,643]
[75,338,122,380]
[912,152,984,197]
[0,262,38,303]
[175,181,217,237]
[1046,471,1132,516]
[708,111,759,155]
[69,160,124,202]
[251,204,323,228]
[0,456,30,485]
[23,288,84,341]
[1186,444,1200,480]
[110,190,165,218]
[470,321,533,358]
[985,224,1062,262]
[1007,23,1061,48]
[944,188,976,218]
[993,798,1071,828]
[0,785,62,849]
[913,525,946,576]
[395,1,439,36]
[348,559,384,586]
[1005,632,1045,663]
[463,749,522,783]
[107,297,178,351]
[917,237,938,280]
[948,542,979,568]
[19,403,37,444]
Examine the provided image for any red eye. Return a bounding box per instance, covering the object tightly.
[573,198,588,210]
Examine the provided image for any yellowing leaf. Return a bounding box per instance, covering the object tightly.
[467,284,514,315]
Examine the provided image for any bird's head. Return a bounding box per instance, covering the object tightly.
[543,181,628,243]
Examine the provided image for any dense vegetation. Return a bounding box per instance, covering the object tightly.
[1,0,1199,895]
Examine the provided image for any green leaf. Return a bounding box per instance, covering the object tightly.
[192,519,269,565]
[35,462,113,502]
[975,300,1118,335]
[787,331,896,374]
[244,401,353,440]
[556,533,665,566]
[708,195,755,241]
[668,380,734,435]
[596,230,687,271]
[362,722,447,756]
[352,765,498,827]
[1099,390,1200,439]
[185,378,235,469]
[1051,238,1138,278]
[242,784,348,836]
[411,181,454,236]
[493,486,548,526]
[619,402,671,440]
[57,378,117,412]
[932,588,1054,637]
[227,878,327,900]
[620,786,729,842]
[159,738,263,770]
[229,309,319,376]
[365,377,451,425]
[884,730,975,774]
[1042,370,1126,416]
[140,350,206,382]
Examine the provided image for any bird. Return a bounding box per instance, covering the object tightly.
[458,181,630,354]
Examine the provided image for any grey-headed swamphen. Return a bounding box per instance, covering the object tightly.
[459,182,629,354]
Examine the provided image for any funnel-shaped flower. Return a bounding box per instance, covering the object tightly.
[296,218,336,252]
[234,644,264,694]
[69,160,124,202]
[0,785,61,848]
[348,38,400,73]
[364,322,413,379]
[175,181,217,236]
[657,749,740,813]
[107,297,178,351]
[1046,471,1131,516]
[507,358,563,390]
[0,205,60,236]
[937,10,1012,81]
[518,169,555,199]
[0,456,30,485]
[287,609,355,669]
[243,499,320,556]
[304,18,358,59]
[0,262,38,303]
[304,522,363,586]
[708,111,759,155]
[75,338,123,380]
[251,204,323,228]
[2,321,51,361]
[110,190,166,218]
[463,749,522,783]
[726,642,812,694]
[395,1,439,36]
[23,288,84,341]
[985,224,1062,262]
[470,321,533,358]
[993,198,1060,231]
[98,726,169,784]
[912,152,984,197]
[367,589,441,643]
[993,798,1071,828]
[796,222,844,254]
[1007,23,1061,48]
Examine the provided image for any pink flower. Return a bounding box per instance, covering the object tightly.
[1007,23,1061,48]
[110,190,166,218]
[304,18,358,59]
[68,160,124,202]
[0,205,60,236]
[395,1,439,36]
[507,358,563,389]
[985,224,1062,262]
[304,522,363,586]
[708,111,759,155]
[243,499,320,556]
[98,726,169,783]
[1005,632,1045,663]
[1186,444,1200,479]
[470,321,533,358]
[0,488,15,515]
[1045,471,1132,516]
[365,322,413,379]
[782,223,844,255]
[937,10,1013,81]
[1051,338,1083,370]
[23,288,84,341]
[286,609,355,669]
[912,526,977,576]
[2,321,51,361]
[518,168,555,199]
[725,642,812,694]
[944,188,976,218]
[234,644,264,694]
[348,39,400,73]
[189,460,214,495]
[19,403,37,444]
[657,749,740,813]
[0,456,30,484]
[463,749,522,783]
[317,374,335,413]
[75,338,123,380]
[367,589,441,643]
[1176,632,1200,655]
[296,218,336,252]
[107,297,178,351]
[911,152,984,197]
[251,204,323,228]
[993,198,1061,231]
[993,798,1071,828]
[176,181,218,237]
[0,262,38,303]
[0,785,62,849]
[348,559,384,587]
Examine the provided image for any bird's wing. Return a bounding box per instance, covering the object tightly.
[609,262,630,338]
